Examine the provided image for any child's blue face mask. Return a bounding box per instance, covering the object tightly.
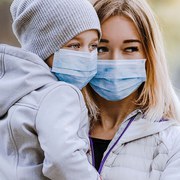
[51,49,97,89]
[90,59,146,101]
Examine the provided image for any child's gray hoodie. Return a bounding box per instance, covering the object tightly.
[0,44,99,180]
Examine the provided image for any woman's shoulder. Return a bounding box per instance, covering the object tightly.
[158,121,180,150]
[160,120,180,137]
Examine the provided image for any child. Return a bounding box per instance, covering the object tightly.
[0,0,101,179]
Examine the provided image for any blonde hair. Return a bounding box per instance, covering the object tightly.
[83,0,180,124]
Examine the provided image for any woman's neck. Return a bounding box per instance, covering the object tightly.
[90,91,138,139]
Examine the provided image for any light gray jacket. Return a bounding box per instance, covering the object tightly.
[88,111,180,180]
[0,44,99,180]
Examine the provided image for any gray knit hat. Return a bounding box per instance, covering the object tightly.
[10,0,101,60]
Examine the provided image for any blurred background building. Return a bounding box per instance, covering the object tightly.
[1,0,180,97]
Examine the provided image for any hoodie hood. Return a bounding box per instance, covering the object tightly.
[0,44,57,117]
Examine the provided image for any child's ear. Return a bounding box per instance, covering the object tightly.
[45,54,54,67]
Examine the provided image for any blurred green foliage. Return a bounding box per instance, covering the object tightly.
[148,0,180,65]
[148,0,180,95]
[0,0,11,3]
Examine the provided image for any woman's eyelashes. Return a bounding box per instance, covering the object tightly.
[97,46,139,54]
[124,46,139,53]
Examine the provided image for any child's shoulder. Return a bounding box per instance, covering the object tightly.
[38,81,86,109]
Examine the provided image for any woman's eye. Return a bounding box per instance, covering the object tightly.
[97,46,109,53]
[124,47,139,52]
[67,43,80,49]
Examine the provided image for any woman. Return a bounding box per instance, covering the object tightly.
[0,0,101,179]
[83,0,180,179]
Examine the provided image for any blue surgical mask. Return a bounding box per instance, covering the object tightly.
[51,49,97,89]
[90,59,146,101]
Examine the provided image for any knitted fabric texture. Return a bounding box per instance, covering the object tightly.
[10,0,101,60]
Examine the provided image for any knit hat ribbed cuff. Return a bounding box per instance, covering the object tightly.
[10,0,101,60]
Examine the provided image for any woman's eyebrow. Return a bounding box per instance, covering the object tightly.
[123,39,141,43]
[100,39,109,43]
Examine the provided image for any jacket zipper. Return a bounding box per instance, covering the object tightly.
[89,115,136,174]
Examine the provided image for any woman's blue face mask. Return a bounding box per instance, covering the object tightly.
[90,59,146,101]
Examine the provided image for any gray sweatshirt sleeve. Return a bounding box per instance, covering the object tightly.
[36,84,100,180]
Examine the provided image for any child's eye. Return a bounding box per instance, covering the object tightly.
[124,47,139,52]
[89,43,98,51]
[67,43,80,49]
[97,46,109,53]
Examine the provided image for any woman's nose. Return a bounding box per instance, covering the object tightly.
[111,50,123,60]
